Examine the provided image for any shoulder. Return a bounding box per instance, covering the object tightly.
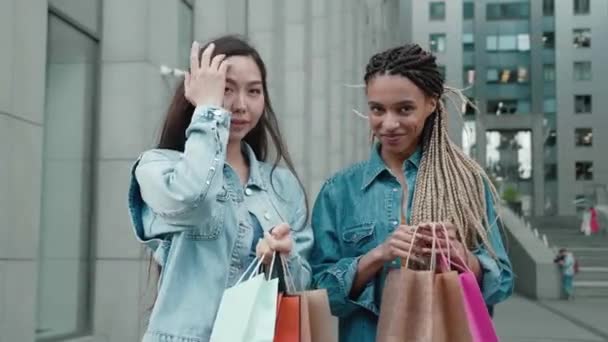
[259,162,303,200]
[320,161,368,192]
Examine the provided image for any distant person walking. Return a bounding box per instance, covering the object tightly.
[590,206,600,235]
[554,248,577,300]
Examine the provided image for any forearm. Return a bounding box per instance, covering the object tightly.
[349,246,386,299]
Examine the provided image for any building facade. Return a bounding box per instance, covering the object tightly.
[401,0,607,217]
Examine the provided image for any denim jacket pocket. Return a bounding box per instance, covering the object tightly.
[184,189,229,240]
[341,222,377,256]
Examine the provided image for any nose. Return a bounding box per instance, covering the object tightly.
[382,113,400,131]
[231,92,247,114]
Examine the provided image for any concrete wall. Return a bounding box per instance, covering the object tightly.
[0,0,47,341]
[500,207,561,299]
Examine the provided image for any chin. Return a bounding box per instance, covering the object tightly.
[228,130,249,143]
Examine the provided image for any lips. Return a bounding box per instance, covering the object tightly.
[382,134,404,144]
[230,119,249,126]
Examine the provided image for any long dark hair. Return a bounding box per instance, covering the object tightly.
[159,35,307,204]
[146,35,308,310]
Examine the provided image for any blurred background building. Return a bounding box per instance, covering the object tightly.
[0,0,606,341]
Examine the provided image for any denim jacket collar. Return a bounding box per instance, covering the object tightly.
[361,143,422,190]
[242,142,267,191]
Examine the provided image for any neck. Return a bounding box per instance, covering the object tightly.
[226,140,249,184]
[381,142,419,172]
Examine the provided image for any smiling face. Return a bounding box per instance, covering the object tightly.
[222,55,266,143]
[366,74,437,159]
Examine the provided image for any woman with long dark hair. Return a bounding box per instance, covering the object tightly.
[128,36,312,341]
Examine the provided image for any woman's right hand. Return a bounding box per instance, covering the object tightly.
[184,41,228,107]
[378,224,427,265]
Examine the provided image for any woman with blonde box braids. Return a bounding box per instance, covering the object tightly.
[310,44,513,342]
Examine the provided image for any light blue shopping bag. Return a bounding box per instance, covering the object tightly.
[210,254,279,342]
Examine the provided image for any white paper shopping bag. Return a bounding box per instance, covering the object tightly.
[210,254,279,342]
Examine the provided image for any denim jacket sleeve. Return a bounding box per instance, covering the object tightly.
[472,185,514,306]
[310,181,378,318]
[133,105,229,232]
[285,181,314,292]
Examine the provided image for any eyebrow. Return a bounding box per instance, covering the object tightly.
[368,100,415,107]
[226,78,263,87]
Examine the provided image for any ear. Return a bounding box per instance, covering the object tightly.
[425,96,438,117]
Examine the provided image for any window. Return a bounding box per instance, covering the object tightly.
[487,2,530,20]
[430,33,447,53]
[545,163,557,181]
[574,0,590,15]
[487,36,498,51]
[499,35,517,50]
[464,97,477,115]
[543,0,555,15]
[543,32,555,49]
[464,67,475,85]
[463,33,475,51]
[576,161,593,180]
[573,61,592,80]
[544,98,557,113]
[487,99,530,115]
[487,34,530,51]
[486,66,529,84]
[545,129,557,147]
[517,34,530,51]
[573,28,591,48]
[430,2,446,20]
[463,2,475,19]
[575,95,592,113]
[575,128,593,146]
[487,69,499,82]
[37,11,99,341]
[544,64,555,82]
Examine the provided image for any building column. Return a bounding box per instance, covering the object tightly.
[93,0,182,340]
[0,0,46,340]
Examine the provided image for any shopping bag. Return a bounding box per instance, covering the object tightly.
[299,289,338,342]
[210,255,279,342]
[274,295,301,341]
[378,224,479,342]
[436,223,499,342]
[377,225,436,341]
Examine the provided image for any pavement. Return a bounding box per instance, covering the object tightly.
[494,295,608,342]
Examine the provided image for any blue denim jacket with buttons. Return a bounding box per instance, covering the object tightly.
[310,144,513,342]
[128,105,313,342]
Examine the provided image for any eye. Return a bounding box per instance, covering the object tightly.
[369,106,384,115]
[249,88,262,95]
[224,87,233,94]
[399,106,414,114]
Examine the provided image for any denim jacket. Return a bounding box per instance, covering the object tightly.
[310,145,513,342]
[128,105,313,342]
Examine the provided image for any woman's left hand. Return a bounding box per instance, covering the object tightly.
[256,223,293,265]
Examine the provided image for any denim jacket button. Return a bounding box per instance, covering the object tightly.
[392,188,399,192]
[264,212,271,220]
[244,188,253,196]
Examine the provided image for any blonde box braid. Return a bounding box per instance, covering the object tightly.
[364,44,499,252]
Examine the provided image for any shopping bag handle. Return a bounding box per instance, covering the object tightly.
[434,223,472,274]
[234,252,278,285]
[403,224,437,271]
